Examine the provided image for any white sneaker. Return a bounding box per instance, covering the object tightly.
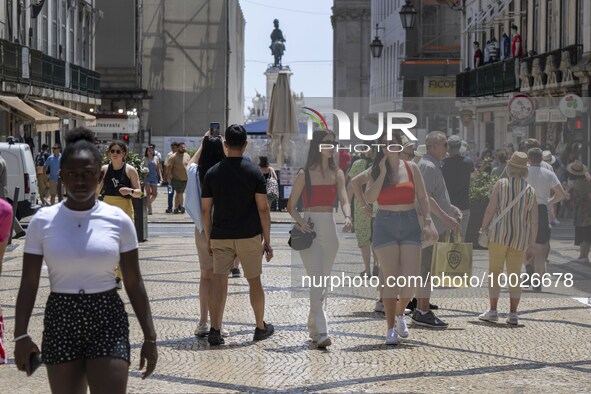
[572,257,590,264]
[395,315,409,338]
[404,308,412,315]
[385,328,399,345]
[478,309,498,322]
[506,313,518,325]
[316,335,332,348]
[221,327,230,337]
[374,300,384,313]
[194,322,209,337]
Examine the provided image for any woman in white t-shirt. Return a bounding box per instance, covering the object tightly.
[13,128,158,393]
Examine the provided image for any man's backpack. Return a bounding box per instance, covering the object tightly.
[35,152,48,167]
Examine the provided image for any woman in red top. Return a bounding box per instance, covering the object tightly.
[287,130,352,349]
[365,132,437,345]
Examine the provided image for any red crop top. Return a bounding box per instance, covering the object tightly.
[302,184,337,208]
[377,160,415,205]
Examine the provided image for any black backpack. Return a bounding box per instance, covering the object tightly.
[35,152,49,167]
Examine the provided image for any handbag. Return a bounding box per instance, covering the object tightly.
[431,231,473,287]
[266,176,279,201]
[478,185,531,248]
[288,169,317,250]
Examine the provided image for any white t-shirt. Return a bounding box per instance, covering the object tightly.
[526,165,560,205]
[24,201,138,294]
[541,161,553,171]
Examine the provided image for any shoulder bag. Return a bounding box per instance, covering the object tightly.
[288,169,317,250]
[478,185,531,248]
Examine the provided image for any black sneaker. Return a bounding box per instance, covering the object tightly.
[411,310,448,329]
[179,206,186,213]
[208,328,225,346]
[406,298,438,311]
[165,208,173,214]
[230,268,241,278]
[13,231,26,239]
[253,322,275,341]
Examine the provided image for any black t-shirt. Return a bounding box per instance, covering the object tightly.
[202,157,267,239]
[442,155,474,210]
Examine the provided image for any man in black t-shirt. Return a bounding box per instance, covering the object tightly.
[442,135,476,240]
[202,124,274,346]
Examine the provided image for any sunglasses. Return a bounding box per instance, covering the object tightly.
[110,149,122,154]
[52,147,59,150]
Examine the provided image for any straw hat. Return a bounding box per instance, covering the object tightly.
[400,134,415,148]
[542,150,556,165]
[415,144,427,158]
[567,160,588,176]
[507,151,528,168]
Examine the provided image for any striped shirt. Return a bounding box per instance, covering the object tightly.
[490,177,536,252]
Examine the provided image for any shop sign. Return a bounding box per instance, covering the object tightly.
[423,77,457,97]
[559,94,584,118]
[508,94,535,122]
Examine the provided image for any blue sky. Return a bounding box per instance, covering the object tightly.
[240,0,333,114]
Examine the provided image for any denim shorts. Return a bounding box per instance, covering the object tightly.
[372,209,421,248]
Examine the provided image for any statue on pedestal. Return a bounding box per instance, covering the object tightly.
[269,19,286,68]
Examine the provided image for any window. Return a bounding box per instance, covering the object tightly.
[42,2,49,53]
[521,0,528,53]
[546,0,554,52]
[52,0,58,57]
[533,0,540,53]
[576,0,583,45]
[69,6,74,62]
[60,0,67,60]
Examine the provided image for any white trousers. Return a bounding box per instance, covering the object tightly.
[299,212,339,341]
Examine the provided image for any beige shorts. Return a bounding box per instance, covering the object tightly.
[194,228,213,271]
[48,180,58,196]
[211,234,263,279]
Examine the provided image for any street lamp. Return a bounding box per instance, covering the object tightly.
[369,24,385,58]
[400,0,417,30]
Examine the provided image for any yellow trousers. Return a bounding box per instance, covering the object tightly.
[488,242,525,293]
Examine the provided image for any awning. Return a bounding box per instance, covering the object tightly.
[400,60,460,78]
[32,99,96,126]
[0,95,60,132]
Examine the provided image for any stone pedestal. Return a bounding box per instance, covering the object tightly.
[264,66,293,104]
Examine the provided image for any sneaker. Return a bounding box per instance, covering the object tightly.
[208,328,225,346]
[165,208,173,214]
[374,300,384,313]
[395,315,409,338]
[478,309,499,323]
[115,277,123,290]
[316,335,332,348]
[572,257,590,264]
[429,303,439,310]
[506,313,518,325]
[221,327,230,337]
[230,268,241,278]
[404,308,412,315]
[406,298,417,311]
[551,219,560,226]
[253,322,274,341]
[411,310,448,329]
[173,208,181,214]
[13,230,26,239]
[148,206,153,215]
[385,328,399,345]
[179,206,186,214]
[195,322,209,337]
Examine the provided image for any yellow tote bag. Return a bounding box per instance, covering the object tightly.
[431,231,473,287]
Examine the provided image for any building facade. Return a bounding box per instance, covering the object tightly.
[369,0,461,141]
[457,0,590,165]
[0,0,100,148]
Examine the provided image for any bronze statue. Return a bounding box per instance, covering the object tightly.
[269,19,285,68]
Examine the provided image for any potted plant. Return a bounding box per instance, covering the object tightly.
[466,165,498,248]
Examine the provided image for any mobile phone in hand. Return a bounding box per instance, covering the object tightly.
[209,122,221,136]
[27,352,42,376]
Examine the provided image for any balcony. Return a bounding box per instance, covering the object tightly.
[456,44,584,98]
[456,58,518,97]
[0,38,100,97]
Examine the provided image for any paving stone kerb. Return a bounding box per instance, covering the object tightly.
[1,189,590,392]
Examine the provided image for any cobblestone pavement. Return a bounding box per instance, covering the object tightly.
[1,192,590,393]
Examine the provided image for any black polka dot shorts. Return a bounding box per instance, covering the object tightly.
[42,289,130,365]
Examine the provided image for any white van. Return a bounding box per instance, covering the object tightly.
[0,141,40,219]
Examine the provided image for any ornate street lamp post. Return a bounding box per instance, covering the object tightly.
[399,0,417,30]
